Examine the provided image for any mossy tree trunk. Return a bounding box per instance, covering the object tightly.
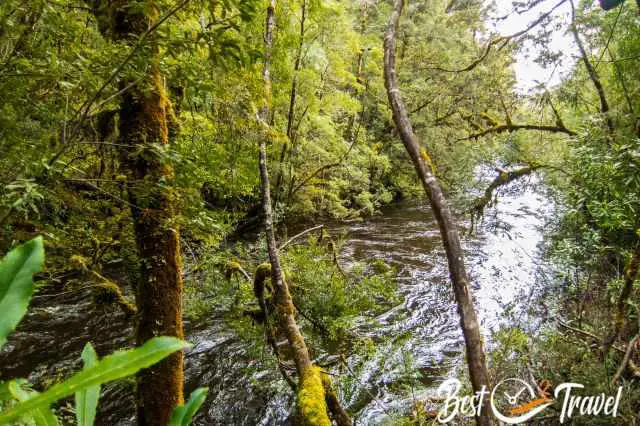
[383,1,491,425]
[89,2,184,425]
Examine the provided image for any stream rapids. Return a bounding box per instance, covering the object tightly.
[0,177,555,425]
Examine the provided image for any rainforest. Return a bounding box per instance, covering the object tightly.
[1,0,640,424]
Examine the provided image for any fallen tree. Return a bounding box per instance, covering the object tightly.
[256,1,351,424]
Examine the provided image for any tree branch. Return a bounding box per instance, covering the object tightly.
[279,224,324,251]
[431,0,567,73]
[470,164,541,221]
[463,123,576,140]
[569,0,614,133]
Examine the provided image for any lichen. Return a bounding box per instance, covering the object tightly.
[71,254,90,270]
[420,148,437,175]
[297,365,331,426]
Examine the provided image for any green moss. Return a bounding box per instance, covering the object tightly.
[254,262,272,300]
[297,365,331,426]
[94,278,137,316]
[225,260,242,280]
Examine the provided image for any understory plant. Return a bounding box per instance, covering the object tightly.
[0,237,206,426]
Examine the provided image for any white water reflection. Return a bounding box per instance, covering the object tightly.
[326,173,554,424]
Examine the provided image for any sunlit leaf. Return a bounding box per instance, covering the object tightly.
[0,337,188,424]
[75,343,100,426]
[0,236,44,347]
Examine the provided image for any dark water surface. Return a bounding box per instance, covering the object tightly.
[0,180,554,425]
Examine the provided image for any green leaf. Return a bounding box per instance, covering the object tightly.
[0,381,11,402]
[75,343,100,426]
[0,337,188,424]
[169,387,209,426]
[5,380,59,426]
[0,236,44,347]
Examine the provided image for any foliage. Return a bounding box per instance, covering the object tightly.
[74,343,99,426]
[169,387,210,426]
[0,238,196,425]
[2,0,640,422]
[282,238,399,340]
[0,236,43,347]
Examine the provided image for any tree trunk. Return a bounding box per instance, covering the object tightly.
[90,2,184,424]
[257,2,350,425]
[273,0,307,206]
[602,243,640,355]
[569,0,614,134]
[383,1,491,425]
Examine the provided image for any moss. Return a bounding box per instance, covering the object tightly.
[70,254,90,270]
[276,302,295,316]
[93,276,137,317]
[225,260,242,280]
[254,262,272,300]
[480,111,499,127]
[297,365,331,426]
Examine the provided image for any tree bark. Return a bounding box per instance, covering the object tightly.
[383,1,491,425]
[273,0,307,206]
[257,2,350,425]
[89,2,185,424]
[569,0,614,134]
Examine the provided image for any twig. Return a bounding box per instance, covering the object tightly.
[612,334,639,386]
[558,320,625,354]
[430,0,567,73]
[279,224,324,250]
[292,299,331,336]
[236,264,252,282]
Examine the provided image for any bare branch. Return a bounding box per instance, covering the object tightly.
[431,0,567,73]
[470,164,541,221]
[279,224,324,251]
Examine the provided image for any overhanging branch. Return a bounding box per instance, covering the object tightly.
[430,0,567,73]
[463,123,576,140]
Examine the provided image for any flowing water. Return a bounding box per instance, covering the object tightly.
[0,176,555,425]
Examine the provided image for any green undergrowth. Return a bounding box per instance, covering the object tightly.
[183,235,400,368]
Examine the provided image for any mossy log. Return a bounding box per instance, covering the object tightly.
[257,1,350,423]
[297,366,331,426]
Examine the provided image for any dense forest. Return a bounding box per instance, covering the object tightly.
[1,0,640,424]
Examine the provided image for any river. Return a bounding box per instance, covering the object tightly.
[0,176,554,425]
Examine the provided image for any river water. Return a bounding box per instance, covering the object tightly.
[0,176,554,425]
